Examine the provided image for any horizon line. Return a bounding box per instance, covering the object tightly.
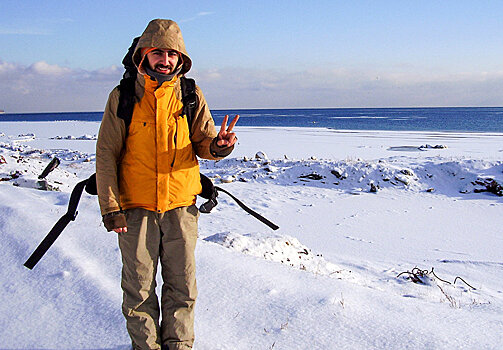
[2,105,503,115]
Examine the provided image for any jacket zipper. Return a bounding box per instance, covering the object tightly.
[171,116,178,167]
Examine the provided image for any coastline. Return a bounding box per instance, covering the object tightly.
[1,106,503,133]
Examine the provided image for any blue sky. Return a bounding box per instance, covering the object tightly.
[1,0,503,112]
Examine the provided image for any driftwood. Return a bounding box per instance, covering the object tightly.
[473,178,503,196]
[396,266,475,290]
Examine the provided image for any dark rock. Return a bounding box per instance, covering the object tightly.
[419,144,447,149]
[400,169,414,176]
[0,170,22,181]
[331,170,347,179]
[299,173,324,180]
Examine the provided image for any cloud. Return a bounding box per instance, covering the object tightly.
[0,60,121,112]
[180,12,215,23]
[28,61,72,75]
[191,67,503,109]
[0,61,16,73]
[1,58,502,113]
[0,17,76,36]
[0,26,51,35]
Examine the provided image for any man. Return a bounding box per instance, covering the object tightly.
[96,19,238,350]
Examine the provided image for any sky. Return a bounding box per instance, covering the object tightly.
[1,0,503,112]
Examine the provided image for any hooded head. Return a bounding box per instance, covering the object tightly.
[133,19,192,75]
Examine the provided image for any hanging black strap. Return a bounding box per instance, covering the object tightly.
[38,157,60,180]
[198,173,279,230]
[24,178,89,269]
[214,186,279,231]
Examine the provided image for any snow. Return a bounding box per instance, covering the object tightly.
[0,121,502,350]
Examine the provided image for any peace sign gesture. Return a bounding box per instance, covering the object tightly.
[216,114,239,147]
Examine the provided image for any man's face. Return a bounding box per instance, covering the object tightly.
[146,49,180,75]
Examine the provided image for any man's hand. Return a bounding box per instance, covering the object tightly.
[216,115,239,147]
[103,211,128,233]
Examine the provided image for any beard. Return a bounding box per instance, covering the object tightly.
[153,64,175,75]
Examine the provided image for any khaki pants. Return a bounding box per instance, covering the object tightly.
[118,206,199,350]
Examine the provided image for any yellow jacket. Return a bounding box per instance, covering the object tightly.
[96,19,231,215]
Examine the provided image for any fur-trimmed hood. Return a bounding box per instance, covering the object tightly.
[132,19,192,75]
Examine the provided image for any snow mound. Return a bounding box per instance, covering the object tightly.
[203,231,352,279]
[0,140,94,163]
[0,141,92,192]
[50,134,97,140]
[201,154,503,196]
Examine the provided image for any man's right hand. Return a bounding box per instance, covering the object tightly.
[102,211,128,233]
[113,226,128,233]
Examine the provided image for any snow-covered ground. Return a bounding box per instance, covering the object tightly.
[0,121,502,350]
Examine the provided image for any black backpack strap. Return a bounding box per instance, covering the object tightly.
[180,76,197,136]
[38,157,60,180]
[214,186,279,230]
[24,175,95,269]
[85,173,98,195]
[117,36,140,135]
[198,174,279,231]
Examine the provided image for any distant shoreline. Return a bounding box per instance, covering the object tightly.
[1,107,502,133]
[2,106,503,115]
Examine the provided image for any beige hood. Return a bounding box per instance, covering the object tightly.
[133,19,192,75]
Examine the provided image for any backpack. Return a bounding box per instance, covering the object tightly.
[24,37,278,270]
